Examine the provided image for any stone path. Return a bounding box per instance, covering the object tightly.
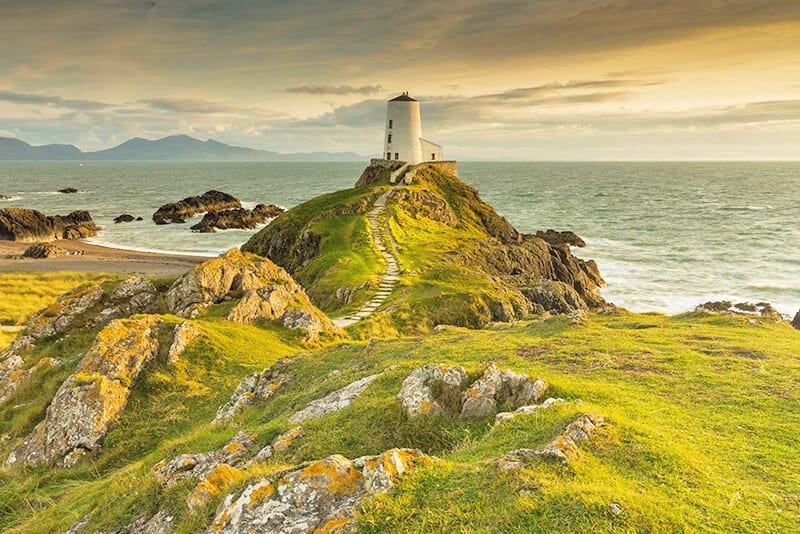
[334,187,402,327]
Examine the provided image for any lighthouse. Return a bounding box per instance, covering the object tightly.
[383,92,443,165]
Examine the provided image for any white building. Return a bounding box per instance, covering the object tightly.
[383,92,443,165]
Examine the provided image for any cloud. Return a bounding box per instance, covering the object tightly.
[0,90,111,110]
[286,84,385,96]
[141,98,239,114]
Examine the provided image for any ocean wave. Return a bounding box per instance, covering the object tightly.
[719,205,773,212]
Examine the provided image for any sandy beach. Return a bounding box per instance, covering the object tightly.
[0,240,208,276]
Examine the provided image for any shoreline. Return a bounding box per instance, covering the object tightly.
[0,239,208,276]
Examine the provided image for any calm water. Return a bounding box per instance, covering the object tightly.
[1,161,798,316]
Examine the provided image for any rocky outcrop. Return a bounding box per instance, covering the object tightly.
[6,316,167,467]
[123,510,175,534]
[460,362,548,419]
[244,165,606,328]
[166,248,343,341]
[288,374,380,424]
[22,242,69,258]
[792,310,800,330]
[494,412,605,468]
[3,283,105,356]
[397,363,548,419]
[355,160,405,187]
[58,187,79,194]
[696,301,784,321]
[0,278,162,411]
[251,426,304,462]
[152,430,257,488]
[190,204,284,233]
[92,277,160,326]
[535,229,586,248]
[0,208,98,242]
[213,358,293,425]
[153,190,240,224]
[0,357,60,406]
[113,214,142,223]
[208,448,429,534]
[166,322,202,363]
[494,397,567,425]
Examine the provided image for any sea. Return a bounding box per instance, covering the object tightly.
[1,161,798,316]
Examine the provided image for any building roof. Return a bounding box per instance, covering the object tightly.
[389,93,417,102]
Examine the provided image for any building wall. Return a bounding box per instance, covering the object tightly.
[403,161,459,184]
[420,138,444,162]
[384,100,423,164]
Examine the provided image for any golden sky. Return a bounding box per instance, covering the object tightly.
[1,0,799,159]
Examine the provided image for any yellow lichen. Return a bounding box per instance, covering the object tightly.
[419,399,436,414]
[313,516,354,533]
[248,482,276,505]
[301,457,364,495]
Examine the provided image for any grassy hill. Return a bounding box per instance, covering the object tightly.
[0,166,798,533]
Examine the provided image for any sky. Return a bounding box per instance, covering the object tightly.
[1,0,799,160]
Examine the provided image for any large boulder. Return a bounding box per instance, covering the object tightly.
[208,448,429,534]
[153,190,240,224]
[396,364,469,417]
[495,412,605,467]
[460,362,548,419]
[792,310,800,330]
[0,207,98,242]
[190,204,284,233]
[22,242,70,258]
[288,373,380,424]
[534,229,586,248]
[696,301,785,322]
[166,248,344,341]
[6,316,167,467]
[213,358,293,425]
[398,363,548,419]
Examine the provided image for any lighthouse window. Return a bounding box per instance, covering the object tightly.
[388,134,392,143]
[431,153,436,160]
[388,120,393,128]
[394,153,399,160]
[387,152,391,160]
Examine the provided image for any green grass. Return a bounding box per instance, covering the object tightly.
[2,302,798,532]
[0,271,111,327]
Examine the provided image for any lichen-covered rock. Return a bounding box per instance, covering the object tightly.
[249,426,304,463]
[289,374,380,424]
[165,248,343,341]
[92,277,159,326]
[494,397,566,425]
[398,363,548,419]
[187,463,244,511]
[6,316,165,467]
[213,358,293,425]
[152,430,257,487]
[3,284,104,356]
[495,412,605,467]
[167,322,202,363]
[208,448,428,534]
[124,509,176,534]
[0,356,60,406]
[396,364,469,417]
[460,362,548,419]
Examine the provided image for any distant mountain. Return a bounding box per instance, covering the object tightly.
[0,135,363,161]
[0,137,83,160]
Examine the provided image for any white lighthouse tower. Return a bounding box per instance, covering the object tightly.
[383,92,443,165]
